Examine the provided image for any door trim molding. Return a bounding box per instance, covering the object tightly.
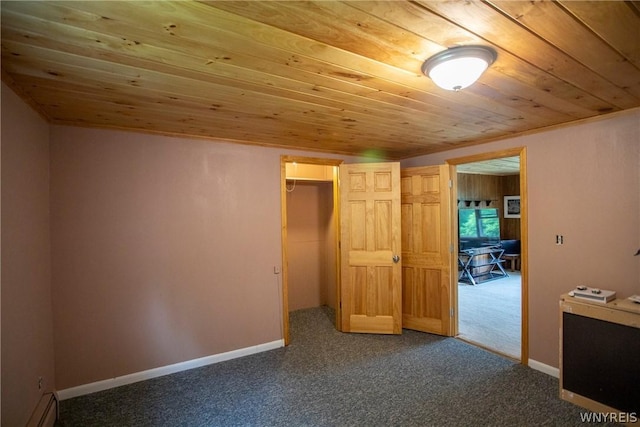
[446,147,529,365]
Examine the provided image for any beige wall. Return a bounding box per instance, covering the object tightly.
[3,79,357,394]
[286,181,336,311]
[403,110,640,368]
[49,126,299,389]
[1,84,55,426]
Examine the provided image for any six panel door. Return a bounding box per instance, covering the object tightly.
[339,162,402,334]
[400,165,454,336]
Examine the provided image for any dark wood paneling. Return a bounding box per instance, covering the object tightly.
[457,173,520,240]
[501,175,521,240]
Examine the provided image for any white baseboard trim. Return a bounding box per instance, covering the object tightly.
[528,359,559,378]
[57,339,284,400]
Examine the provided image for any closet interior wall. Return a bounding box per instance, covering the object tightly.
[286,177,336,312]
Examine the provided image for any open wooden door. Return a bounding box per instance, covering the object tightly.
[401,165,454,336]
[339,162,402,334]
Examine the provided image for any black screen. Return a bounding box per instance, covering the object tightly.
[562,312,640,413]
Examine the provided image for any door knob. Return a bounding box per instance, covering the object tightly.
[392,255,400,263]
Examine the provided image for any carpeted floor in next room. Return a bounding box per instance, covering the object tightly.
[57,306,615,427]
[458,271,521,359]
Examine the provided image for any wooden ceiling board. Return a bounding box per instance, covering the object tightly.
[557,1,640,68]
[489,1,640,98]
[2,2,516,145]
[420,0,639,110]
[2,1,639,160]
[359,1,620,115]
[209,0,609,121]
[457,156,520,176]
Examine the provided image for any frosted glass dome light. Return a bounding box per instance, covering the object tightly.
[422,46,497,91]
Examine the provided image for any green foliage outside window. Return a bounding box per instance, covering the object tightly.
[459,208,499,238]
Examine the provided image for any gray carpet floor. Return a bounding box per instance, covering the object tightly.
[458,272,521,359]
[57,306,615,426]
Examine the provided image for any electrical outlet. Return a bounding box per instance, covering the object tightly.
[556,235,564,245]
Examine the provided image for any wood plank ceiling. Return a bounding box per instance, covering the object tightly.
[2,1,639,160]
[457,156,520,176]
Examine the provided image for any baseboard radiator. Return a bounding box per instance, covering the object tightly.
[26,392,57,427]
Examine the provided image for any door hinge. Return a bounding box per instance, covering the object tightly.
[449,243,454,253]
[448,179,453,188]
[450,308,455,317]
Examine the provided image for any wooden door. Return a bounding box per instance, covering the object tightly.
[339,162,402,334]
[401,165,454,336]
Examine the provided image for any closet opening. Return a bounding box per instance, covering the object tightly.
[280,156,343,345]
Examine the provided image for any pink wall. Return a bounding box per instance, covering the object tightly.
[1,83,55,426]
[49,127,295,389]
[402,111,640,368]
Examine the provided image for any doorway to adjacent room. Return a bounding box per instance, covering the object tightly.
[448,149,528,362]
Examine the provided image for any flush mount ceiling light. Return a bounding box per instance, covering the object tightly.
[421,45,497,91]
